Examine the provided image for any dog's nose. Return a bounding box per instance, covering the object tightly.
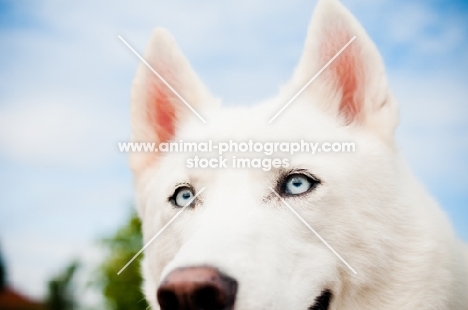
[157,266,237,310]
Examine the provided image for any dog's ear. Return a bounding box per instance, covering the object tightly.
[130,28,216,176]
[284,0,398,139]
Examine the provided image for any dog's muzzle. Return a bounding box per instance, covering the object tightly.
[157,266,238,310]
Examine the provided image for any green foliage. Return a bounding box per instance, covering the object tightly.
[97,212,149,310]
[46,262,79,310]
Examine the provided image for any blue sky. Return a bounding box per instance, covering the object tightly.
[0,0,467,304]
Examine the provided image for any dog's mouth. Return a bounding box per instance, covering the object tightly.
[308,290,332,310]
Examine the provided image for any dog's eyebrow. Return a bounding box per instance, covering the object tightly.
[173,181,191,189]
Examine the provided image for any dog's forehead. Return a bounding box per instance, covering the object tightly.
[180,106,265,141]
[180,102,341,142]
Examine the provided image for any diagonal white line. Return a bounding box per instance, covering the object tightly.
[269,187,357,275]
[117,187,206,275]
[118,35,207,124]
[268,36,356,123]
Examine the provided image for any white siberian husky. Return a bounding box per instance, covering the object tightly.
[128,0,468,309]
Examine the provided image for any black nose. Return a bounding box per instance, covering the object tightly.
[157,266,237,310]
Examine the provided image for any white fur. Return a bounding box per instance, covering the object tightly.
[129,0,468,308]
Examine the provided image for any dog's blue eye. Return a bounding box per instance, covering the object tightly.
[284,174,314,195]
[174,187,194,207]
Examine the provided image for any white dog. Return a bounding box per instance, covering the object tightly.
[128,0,468,309]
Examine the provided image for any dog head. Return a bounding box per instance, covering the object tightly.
[128,0,461,309]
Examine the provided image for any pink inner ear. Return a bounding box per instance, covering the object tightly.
[322,35,363,123]
[148,81,176,143]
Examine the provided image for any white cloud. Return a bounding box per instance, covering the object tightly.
[0,96,127,168]
[3,233,106,304]
[392,69,468,190]
[386,2,435,44]
[1,175,133,301]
